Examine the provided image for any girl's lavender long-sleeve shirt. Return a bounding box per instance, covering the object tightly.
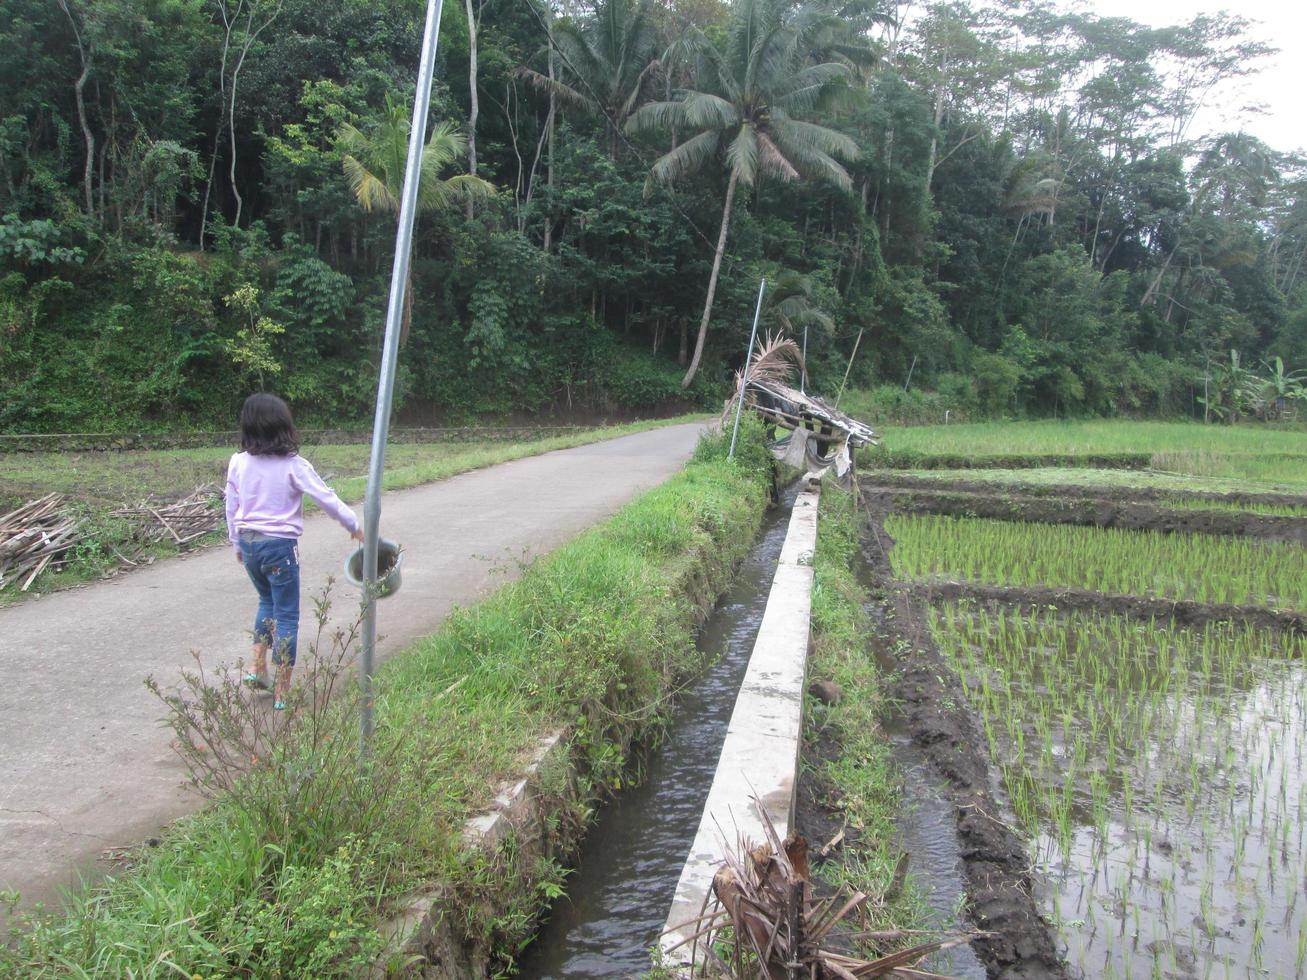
[225,452,360,546]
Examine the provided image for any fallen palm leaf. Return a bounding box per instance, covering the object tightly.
[665,797,983,978]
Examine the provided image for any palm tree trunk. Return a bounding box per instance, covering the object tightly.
[543,11,555,252]
[56,0,95,221]
[682,169,739,389]
[465,0,480,220]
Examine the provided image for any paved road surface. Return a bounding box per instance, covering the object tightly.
[0,422,703,912]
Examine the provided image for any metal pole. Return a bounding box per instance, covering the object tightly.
[359,0,446,765]
[800,323,808,395]
[728,279,767,459]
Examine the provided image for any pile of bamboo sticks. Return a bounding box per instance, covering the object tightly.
[0,493,79,591]
[118,483,223,548]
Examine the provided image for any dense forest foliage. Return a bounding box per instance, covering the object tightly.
[1,0,1303,431]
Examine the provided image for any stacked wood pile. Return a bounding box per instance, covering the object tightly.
[0,493,79,591]
[115,483,224,547]
[0,484,225,591]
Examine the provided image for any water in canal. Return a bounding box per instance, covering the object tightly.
[515,488,796,978]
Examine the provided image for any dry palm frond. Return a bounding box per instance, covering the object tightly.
[666,798,983,978]
[722,333,804,422]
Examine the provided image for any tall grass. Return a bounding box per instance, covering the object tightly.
[806,485,928,938]
[1,422,770,977]
[887,513,1307,609]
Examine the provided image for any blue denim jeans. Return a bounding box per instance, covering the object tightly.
[238,533,301,666]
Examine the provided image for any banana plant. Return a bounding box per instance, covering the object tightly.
[1254,356,1307,419]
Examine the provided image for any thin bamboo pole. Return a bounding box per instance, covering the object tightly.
[834,328,864,410]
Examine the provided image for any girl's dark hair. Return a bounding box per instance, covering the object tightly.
[239,393,300,456]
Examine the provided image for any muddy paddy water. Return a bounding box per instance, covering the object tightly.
[932,602,1307,979]
[515,490,796,977]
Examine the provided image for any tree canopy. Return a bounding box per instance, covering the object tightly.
[1,0,1301,431]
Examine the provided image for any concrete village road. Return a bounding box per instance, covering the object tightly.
[0,422,705,914]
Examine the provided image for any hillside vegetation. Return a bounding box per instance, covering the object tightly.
[2,0,1303,430]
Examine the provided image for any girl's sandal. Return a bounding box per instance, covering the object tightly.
[243,672,272,691]
[273,664,292,710]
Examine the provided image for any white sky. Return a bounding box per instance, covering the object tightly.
[1087,0,1305,153]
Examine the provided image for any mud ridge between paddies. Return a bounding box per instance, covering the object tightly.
[862,472,1307,510]
[860,494,1069,979]
[865,485,1307,543]
[892,581,1307,638]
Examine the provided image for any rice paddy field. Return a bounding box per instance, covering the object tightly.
[932,604,1306,979]
[867,420,1307,978]
[887,513,1307,610]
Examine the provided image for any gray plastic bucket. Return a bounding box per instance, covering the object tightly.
[344,539,404,598]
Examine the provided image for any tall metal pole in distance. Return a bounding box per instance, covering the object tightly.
[800,323,808,394]
[358,0,446,764]
[728,279,767,459]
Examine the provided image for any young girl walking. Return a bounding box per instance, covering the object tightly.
[225,393,363,709]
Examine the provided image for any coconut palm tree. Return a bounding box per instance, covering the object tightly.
[337,94,495,344]
[626,0,859,388]
[518,0,661,158]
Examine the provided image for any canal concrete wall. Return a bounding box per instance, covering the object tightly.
[661,481,820,963]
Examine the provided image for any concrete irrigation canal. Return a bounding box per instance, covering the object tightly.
[509,478,996,978]
[516,486,800,976]
[518,480,845,977]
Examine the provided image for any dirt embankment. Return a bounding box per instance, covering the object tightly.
[900,581,1307,636]
[861,497,1068,980]
[868,484,1307,543]
[863,451,1151,471]
[866,472,1307,510]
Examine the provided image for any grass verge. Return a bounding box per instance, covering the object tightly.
[0,420,771,977]
[863,420,1307,487]
[802,482,928,942]
[0,414,706,604]
[872,419,1307,456]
